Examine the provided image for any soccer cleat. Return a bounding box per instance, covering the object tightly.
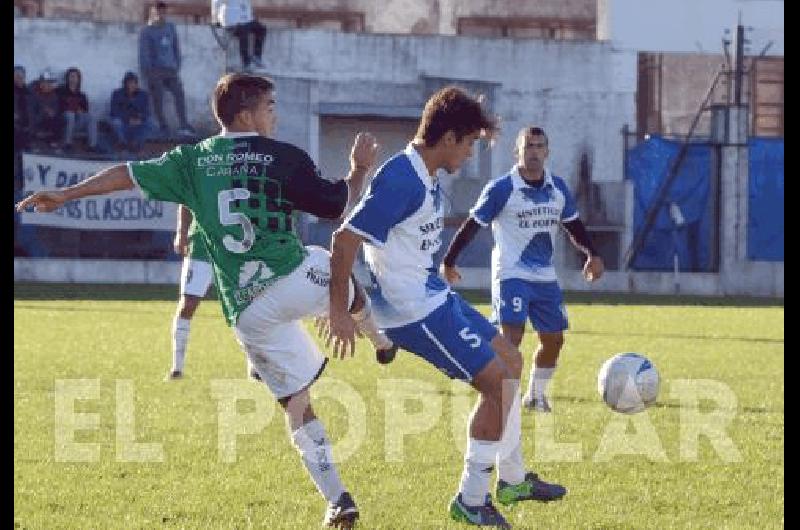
[376,343,398,365]
[496,472,567,506]
[164,369,183,381]
[522,395,552,413]
[323,491,359,528]
[449,494,511,528]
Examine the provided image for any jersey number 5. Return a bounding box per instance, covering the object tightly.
[459,327,482,348]
[218,188,255,253]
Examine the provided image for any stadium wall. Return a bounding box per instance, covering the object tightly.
[14,17,635,183]
[14,17,782,296]
[14,17,636,268]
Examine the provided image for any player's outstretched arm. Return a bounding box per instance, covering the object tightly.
[328,227,366,359]
[440,217,482,285]
[15,164,135,213]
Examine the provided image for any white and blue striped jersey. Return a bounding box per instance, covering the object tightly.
[470,166,579,283]
[343,144,450,329]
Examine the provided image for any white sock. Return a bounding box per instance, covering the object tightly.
[351,296,393,350]
[497,392,526,485]
[291,419,346,503]
[459,438,499,507]
[172,317,191,372]
[527,365,556,400]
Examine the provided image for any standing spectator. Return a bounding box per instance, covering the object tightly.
[14,65,31,188]
[29,68,63,150]
[58,67,99,153]
[109,71,153,155]
[211,0,267,72]
[139,1,195,137]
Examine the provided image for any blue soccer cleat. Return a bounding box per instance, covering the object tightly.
[496,472,567,505]
[449,493,511,528]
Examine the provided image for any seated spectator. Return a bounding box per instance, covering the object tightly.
[14,65,31,190]
[139,1,196,138]
[29,68,63,150]
[58,67,99,153]
[109,71,154,155]
[211,0,267,72]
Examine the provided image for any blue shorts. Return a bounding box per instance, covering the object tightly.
[384,292,498,382]
[492,279,569,333]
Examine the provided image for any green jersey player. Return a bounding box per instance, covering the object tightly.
[167,206,213,380]
[17,73,392,529]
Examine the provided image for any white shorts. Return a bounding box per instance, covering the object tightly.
[232,246,354,399]
[180,257,213,297]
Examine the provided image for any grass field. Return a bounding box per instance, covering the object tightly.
[14,283,784,529]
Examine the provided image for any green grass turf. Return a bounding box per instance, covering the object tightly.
[14,284,783,529]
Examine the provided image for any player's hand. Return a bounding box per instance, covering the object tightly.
[326,309,358,360]
[173,233,188,256]
[440,263,462,285]
[583,255,604,282]
[15,190,69,213]
[350,132,378,171]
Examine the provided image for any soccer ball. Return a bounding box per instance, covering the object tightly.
[597,353,660,414]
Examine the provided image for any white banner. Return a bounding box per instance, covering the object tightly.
[20,153,178,230]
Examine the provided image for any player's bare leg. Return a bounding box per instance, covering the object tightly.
[522,331,564,412]
[348,276,397,364]
[165,294,202,381]
[450,356,513,528]
[491,334,566,505]
[279,388,358,528]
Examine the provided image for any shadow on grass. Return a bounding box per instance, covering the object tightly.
[458,289,784,307]
[15,283,783,308]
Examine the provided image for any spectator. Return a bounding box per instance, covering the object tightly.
[139,1,195,138]
[29,68,63,150]
[211,0,267,72]
[14,65,31,190]
[58,67,99,153]
[109,71,153,154]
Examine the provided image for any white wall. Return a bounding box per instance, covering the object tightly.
[14,17,638,184]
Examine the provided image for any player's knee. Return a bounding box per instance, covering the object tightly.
[475,358,514,403]
[491,334,523,379]
[541,332,564,352]
[279,391,316,429]
[178,295,201,318]
[506,351,523,379]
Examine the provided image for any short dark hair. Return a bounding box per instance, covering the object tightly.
[516,126,548,146]
[415,86,497,147]
[155,1,167,10]
[212,73,275,127]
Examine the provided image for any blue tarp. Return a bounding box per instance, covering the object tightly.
[627,136,713,271]
[748,138,784,261]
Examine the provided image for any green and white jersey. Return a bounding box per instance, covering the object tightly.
[186,218,210,262]
[128,132,348,326]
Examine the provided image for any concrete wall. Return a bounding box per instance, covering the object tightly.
[15,16,635,278]
[15,17,780,296]
[658,53,730,137]
[33,0,598,35]
[14,17,636,183]
[14,259,783,297]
